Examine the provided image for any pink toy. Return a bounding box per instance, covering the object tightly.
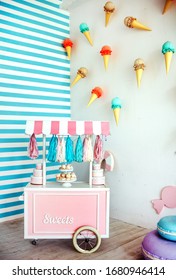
[152,186,176,214]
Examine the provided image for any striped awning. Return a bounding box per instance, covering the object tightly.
[25,120,110,136]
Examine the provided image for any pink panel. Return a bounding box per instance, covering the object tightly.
[34,121,43,134]
[85,121,93,135]
[50,121,59,134]
[101,122,110,136]
[68,121,76,135]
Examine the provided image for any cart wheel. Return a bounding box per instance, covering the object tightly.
[73,226,101,253]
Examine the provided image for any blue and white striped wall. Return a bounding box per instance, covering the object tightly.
[0,0,71,222]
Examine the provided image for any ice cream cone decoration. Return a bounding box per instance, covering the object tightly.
[162,0,174,14]
[162,41,175,74]
[111,97,122,126]
[79,23,93,46]
[62,39,73,59]
[124,16,152,31]
[87,87,103,107]
[71,67,88,87]
[104,1,115,27]
[100,45,112,70]
[133,58,145,88]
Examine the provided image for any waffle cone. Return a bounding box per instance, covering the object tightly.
[71,74,82,87]
[87,93,97,107]
[113,108,120,125]
[162,0,173,14]
[132,20,151,31]
[83,31,93,46]
[105,12,111,27]
[136,69,143,88]
[103,55,110,70]
[65,46,71,59]
[164,51,172,74]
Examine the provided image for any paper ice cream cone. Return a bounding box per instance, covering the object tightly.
[65,46,71,59]
[132,19,151,31]
[71,74,82,87]
[162,0,173,14]
[103,55,110,70]
[164,51,172,74]
[83,31,93,46]
[136,69,143,88]
[105,12,111,26]
[87,93,97,107]
[113,108,120,125]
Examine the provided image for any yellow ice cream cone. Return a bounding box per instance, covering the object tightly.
[83,31,93,46]
[71,74,82,87]
[105,12,111,26]
[164,51,172,74]
[103,55,110,70]
[87,93,97,107]
[113,108,120,125]
[65,46,71,59]
[131,19,151,31]
[136,69,143,88]
[162,0,173,14]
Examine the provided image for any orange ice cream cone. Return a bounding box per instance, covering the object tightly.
[103,55,110,70]
[100,45,112,70]
[87,93,98,107]
[87,87,103,107]
[65,46,71,59]
[62,39,73,60]
[162,0,174,14]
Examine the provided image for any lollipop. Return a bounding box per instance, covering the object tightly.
[100,45,112,70]
[111,97,122,126]
[87,87,103,107]
[71,67,88,87]
[124,16,151,31]
[104,1,115,27]
[62,38,73,59]
[162,41,175,74]
[133,58,145,88]
[79,23,93,46]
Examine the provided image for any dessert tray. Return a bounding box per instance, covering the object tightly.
[56,178,77,187]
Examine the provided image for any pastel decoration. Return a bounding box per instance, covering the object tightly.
[162,41,175,74]
[87,87,103,107]
[162,0,174,14]
[94,135,103,163]
[83,136,93,162]
[152,185,176,214]
[133,58,145,88]
[104,1,115,27]
[62,38,73,59]
[65,136,75,163]
[71,67,88,87]
[47,135,58,162]
[57,136,66,162]
[101,150,114,172]
[157,216,176,241]
[100,45,112,70]
[124,16,151,31]
[111,97,122,126]
[75,136,83,162]
[79,23,93,46]
[28,133,39,159]
[141,230,176,260]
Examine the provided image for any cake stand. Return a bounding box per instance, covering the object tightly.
[56,178,77,187]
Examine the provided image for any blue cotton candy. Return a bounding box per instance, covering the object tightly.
[66,136,75,163]
[47,135,58,162]
[75,136,83,162]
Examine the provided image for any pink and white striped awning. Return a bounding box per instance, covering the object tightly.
[25,120,110,136]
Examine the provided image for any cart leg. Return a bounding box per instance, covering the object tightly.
[31,239,38,246]
[73,226,101,253]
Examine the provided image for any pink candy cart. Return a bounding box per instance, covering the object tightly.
[24,120,110,253]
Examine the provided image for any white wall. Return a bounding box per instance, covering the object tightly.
[68,0,176,229]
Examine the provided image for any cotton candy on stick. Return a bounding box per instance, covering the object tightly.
[162,0,174,14]
[79,23,93,46]
[133,58,145,88]
[104,1,115,27]
[124,16,151,31]
[62,39,73,59]
[87,87,103,107]
[100,45,112,70]
[111,97,122,126]
[71,67,88,87]
[162,41,175,74]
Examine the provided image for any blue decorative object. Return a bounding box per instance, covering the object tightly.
[75,136,83,162]
[66,136,75,163]
[47,135,58,162]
